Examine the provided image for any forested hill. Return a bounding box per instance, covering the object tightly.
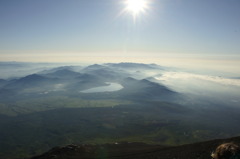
[30,136,240,159]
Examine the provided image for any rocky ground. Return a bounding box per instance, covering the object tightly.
[30,136,240,159]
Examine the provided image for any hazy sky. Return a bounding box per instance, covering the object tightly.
[0,0,240,67]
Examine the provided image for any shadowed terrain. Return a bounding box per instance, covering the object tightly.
[30,136,240,159]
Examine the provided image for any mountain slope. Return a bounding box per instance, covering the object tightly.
[30,136,240,159]
[3,74,53,89]
[31,137,240,159]
[117,77,178,101]
[44,69,81,78]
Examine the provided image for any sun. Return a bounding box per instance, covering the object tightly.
[124,0,149,18]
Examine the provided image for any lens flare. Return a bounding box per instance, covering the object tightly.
[125,0,149,18]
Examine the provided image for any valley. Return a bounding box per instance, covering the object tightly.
[0,62,240,159]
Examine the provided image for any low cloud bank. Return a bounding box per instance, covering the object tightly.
[156,72,240,87]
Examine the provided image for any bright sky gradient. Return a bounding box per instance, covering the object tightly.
[0,0,240,71]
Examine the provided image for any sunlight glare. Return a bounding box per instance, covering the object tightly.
[125,0,149,18]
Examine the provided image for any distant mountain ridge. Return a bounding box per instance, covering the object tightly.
[44,69,82,78]
[105,62,160,69]
[0,63,178,102]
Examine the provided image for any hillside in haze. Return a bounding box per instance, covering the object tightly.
[0,62,240,159]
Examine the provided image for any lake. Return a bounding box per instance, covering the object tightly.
[80,82,123,93]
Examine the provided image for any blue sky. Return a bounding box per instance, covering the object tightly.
[0,0,240,65]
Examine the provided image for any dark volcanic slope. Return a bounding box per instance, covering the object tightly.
[31,136,240,159]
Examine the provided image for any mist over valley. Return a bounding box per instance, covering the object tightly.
[0,62,240,159]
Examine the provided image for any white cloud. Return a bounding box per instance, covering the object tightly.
[155,72,240,87]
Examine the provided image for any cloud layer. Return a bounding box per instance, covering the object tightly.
[156,72,240,87]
